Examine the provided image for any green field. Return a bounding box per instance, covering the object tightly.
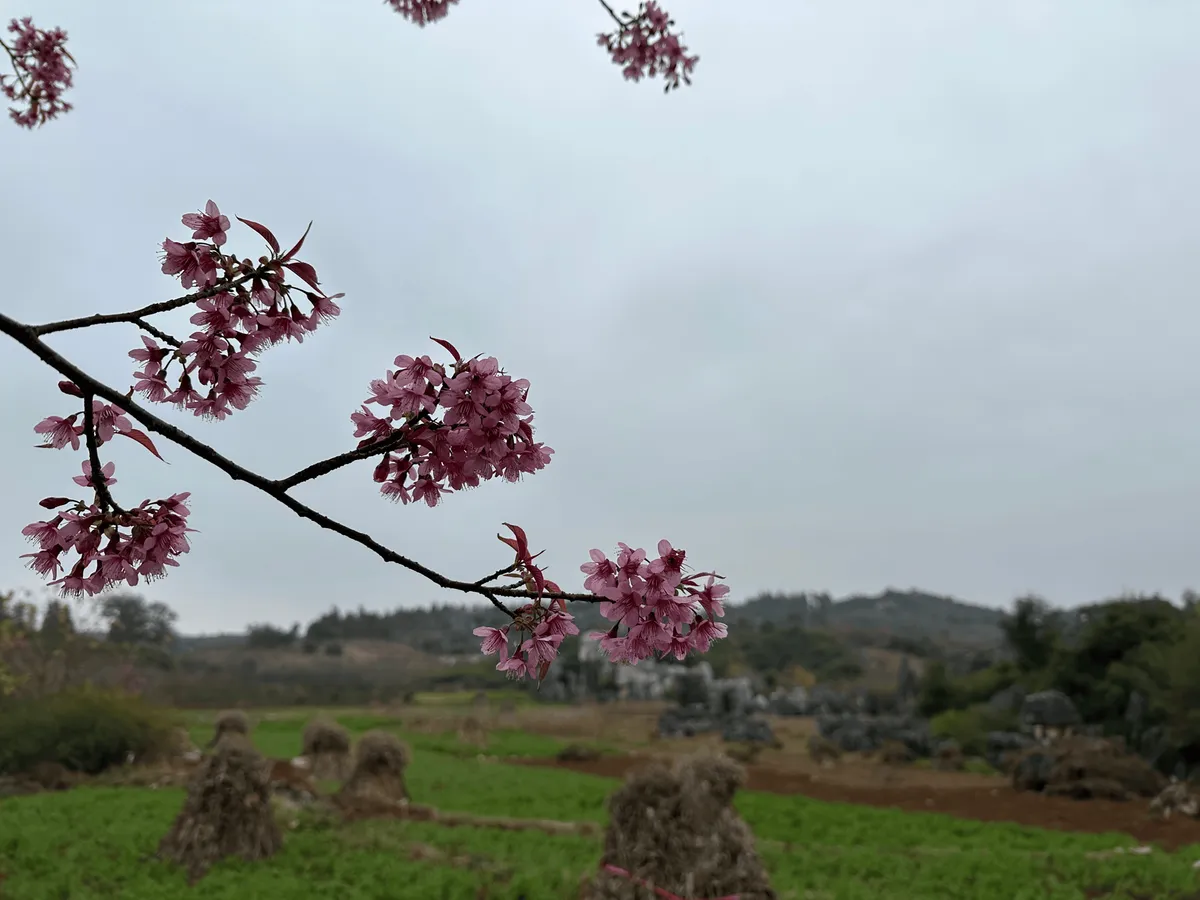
[1,710,1198,899]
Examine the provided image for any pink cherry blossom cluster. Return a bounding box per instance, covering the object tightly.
[21,382,193,597]
[0,17,74,128]
[584,540,728,663]
[132,201,344,421]
[352,340,554,507]
[473,524,578,681]
[384,0,458,26]
[596,1,698,92]
[473,527,728,680]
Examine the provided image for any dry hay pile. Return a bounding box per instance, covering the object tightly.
[1011,735,1166,801]
[498,698,518,726]
[1150,778,1200,819]
[25,761,71,791]
[139,726,202,767]
[806,734,841,766]
[301,718,352,781]
[335,730,411,813]
[205,709,250,749]
[264,757,320,807]
[457,716,488,748]
[580,753,776,900]
[933,741,965,772]
[157,734,282,883]
[877,740,914,766]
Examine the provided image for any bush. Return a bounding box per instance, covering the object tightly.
[0,688,177,775]
[930,704,1017,758]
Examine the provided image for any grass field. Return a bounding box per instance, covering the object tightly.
[1,708,1199,899]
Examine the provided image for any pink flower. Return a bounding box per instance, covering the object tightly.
[91,401,132,443]
[581,548,617,593]
[181,200,230,246]
[160,239,217,289]
[695,576,728,618]
[473,626,508,656]
[689,618,728,653]
[73,460,115,489]
[33,414,81,450]
[385,0,458,27]
[0,17,74,128]
[129,335,169,374]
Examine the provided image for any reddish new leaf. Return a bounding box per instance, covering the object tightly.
[38,497,72,509]
[282,221,313,262]
[236,216,281,255]
[283,261,321,291]
[430,337,462,364]
[501,522,530,559]
[117,428,165,461]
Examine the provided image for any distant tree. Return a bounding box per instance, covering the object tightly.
[100,593,177,647]
[916,660,958,717]
[999,594,1063,672]
[246,622,299,650]
[38,600,75,651]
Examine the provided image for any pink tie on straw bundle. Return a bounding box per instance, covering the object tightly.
[601,863,742,900]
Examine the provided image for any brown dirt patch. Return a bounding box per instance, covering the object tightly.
[515,753,1200,852]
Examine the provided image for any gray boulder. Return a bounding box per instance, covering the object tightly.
[1019,690,1081,731]
[722,716,776,745]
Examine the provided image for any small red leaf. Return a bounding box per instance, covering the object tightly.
[236,216,281,255]
[117,428,165,461]
[282,261,321,291]
[429,337,462,364]
[39,497,72,509]
[281,221,313,262]
[57,380,83,397]
[501,522,529,558]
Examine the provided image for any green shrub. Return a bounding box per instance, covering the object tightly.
[929,703,1017,758]
[0,688,177,775]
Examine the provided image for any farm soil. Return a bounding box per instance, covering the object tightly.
[516,753,1200,852]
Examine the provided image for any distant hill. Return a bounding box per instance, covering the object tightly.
[725,588,1006,647]
[173,588,1006,659]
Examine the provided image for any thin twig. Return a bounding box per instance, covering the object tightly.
[474,563,521,587]
[29,269,263,337]
[80,394,126,516]
[277,410,436,490]
[132,318,182,348]
[596,0,626,27]
[0,311,600,613]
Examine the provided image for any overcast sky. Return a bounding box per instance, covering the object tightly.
[2,0,1199,634]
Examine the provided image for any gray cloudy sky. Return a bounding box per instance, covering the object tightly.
[3,0,1199,634]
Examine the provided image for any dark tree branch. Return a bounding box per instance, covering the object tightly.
[29,269,263,337]
[132,317,182,348]
[596,0,624,27]
[80,393,125,516]
[1,311,599,613]
[277,410,436,490]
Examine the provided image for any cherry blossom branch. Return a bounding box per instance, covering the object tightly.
[0,311,598,612]
[29,270,264,338]
[276,410,435,490]
[80,394,126,516]
[131,318,182,349]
